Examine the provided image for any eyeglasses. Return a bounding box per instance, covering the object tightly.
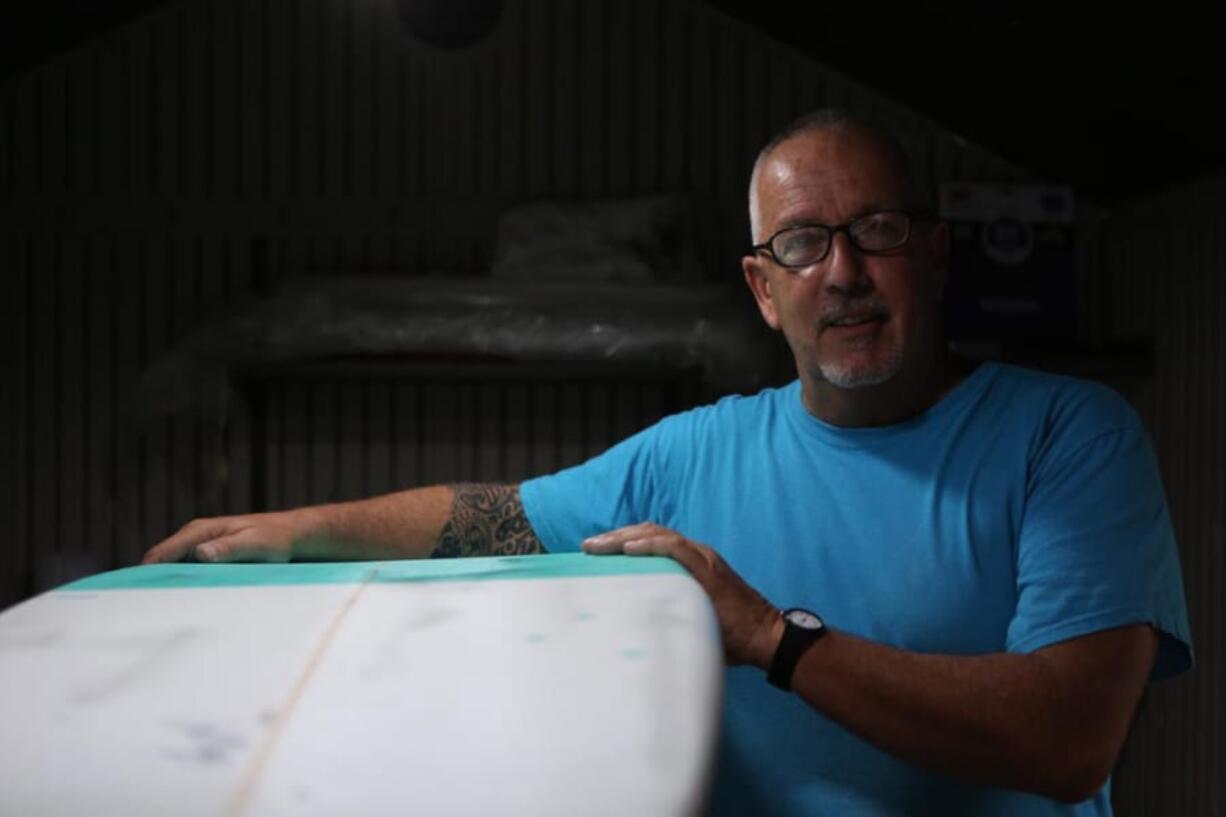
[749,209,926,269]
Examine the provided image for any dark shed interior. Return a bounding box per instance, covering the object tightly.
[1,1,1221,813]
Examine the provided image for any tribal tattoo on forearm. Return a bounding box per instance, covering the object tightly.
[431,483,546,558]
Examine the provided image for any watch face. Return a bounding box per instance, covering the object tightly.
[783,608,823,630]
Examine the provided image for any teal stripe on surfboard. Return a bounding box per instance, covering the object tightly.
[59,553,686,591]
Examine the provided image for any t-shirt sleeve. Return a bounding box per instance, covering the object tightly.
[519,419,677,554]
[1006,393,1194,679]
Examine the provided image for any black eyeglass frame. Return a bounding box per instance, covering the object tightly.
[748,209,934,269]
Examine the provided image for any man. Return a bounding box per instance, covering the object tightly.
[145,110,1192,815]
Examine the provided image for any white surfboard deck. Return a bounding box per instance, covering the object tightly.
[0,554,722,817]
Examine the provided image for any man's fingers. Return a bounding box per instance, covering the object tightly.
[595,529,709,574]
[581,537,622,555]
[195,531,290,564]
[583,524,709,577]
[625,534,713,576]
[141,516,293,564]
[582,522,664,553]
[142,519,236,564]
[622,535,673,555]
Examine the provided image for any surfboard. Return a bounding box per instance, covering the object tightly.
[0,553,722,817]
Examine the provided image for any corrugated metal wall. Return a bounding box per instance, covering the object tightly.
[0,0,1028,265]
[251,368,705,510]
[1,233,254,588]
[0,0,1028,600]
[1085,178,1226,816]
[4,0,1218,813]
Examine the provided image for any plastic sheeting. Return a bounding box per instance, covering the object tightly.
[128,275,778,425]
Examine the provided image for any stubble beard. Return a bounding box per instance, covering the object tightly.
[814,338,904,389]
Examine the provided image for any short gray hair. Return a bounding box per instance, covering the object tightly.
[747,109,921,241]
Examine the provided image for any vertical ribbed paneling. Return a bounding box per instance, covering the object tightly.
[84,237,115,575]
[0,0,1057,618]
[0,230,259,590]
[1,0,1031,259]
[249,374,704,510]
[0,236,29,604]
[6,3,1151,800]
[1085,178,1226,817]
[1,0,1217,799]
[29,236,60,585]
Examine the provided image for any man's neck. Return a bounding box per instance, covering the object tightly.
[800,348,975,428]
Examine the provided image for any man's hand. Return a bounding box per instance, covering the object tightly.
[582,522,783,667]
[580,524,1158,801]
[141,485,541,565]
[142,509,320,564]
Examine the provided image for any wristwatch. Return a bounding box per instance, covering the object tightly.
[767,608,827,691]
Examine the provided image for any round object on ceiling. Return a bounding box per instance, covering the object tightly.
[399,0,506,49]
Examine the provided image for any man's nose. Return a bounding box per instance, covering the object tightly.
[822,231,873,296]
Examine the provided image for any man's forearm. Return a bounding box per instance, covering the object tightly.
[578,520,1161,805]
[294,483,545,560]
[142,482,547,566]
[782,625,1156,803]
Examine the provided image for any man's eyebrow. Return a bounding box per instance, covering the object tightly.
[775,216,825,231]
[773,205,901,233]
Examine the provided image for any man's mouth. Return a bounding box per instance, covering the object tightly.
[822,312,888,330]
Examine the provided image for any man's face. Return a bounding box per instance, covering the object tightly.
[743,128,948,391]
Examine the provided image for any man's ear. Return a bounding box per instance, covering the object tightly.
[742,254,781,330]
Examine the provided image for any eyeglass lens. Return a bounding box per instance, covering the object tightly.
[772,212,910,267]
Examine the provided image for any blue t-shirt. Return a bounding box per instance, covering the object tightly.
[520,362,1193,816]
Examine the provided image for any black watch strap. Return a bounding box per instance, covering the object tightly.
[767,608,826,691]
